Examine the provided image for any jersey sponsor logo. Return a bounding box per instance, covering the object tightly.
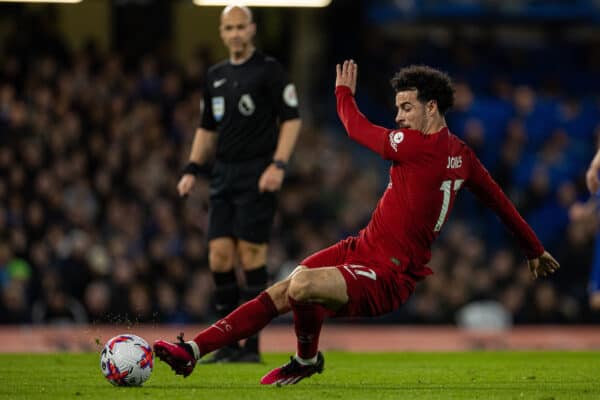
[388,130,404,152]
[447,156,462,169]
[238,94,255,116]
[212,96,225,122]
[213,78,227,88]
[283,83,298,107]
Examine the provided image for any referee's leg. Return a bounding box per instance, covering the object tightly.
[200,237,242,363]
[208,237,237,317]
[238,240,269,361]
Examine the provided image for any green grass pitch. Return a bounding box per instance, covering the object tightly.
[0,352,599,399]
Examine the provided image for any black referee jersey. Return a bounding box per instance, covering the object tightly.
[200,51,300,163]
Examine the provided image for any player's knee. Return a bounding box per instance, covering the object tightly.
[287,265,306,279]
[287,269,314,301]
[265,281,291,313]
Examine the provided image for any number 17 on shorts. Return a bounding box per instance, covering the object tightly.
[343,264,377,281]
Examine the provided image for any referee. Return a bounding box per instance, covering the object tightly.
[177,5,301,363]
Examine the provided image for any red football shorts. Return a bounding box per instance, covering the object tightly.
[300,237,421,318]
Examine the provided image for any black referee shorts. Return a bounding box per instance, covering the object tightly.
[207,157,277,244]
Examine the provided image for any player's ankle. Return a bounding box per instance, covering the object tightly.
[294,353,318,365]
[186,340,201,360]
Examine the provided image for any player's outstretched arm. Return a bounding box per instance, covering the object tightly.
[334,60,394,158]
[527,251,560,279]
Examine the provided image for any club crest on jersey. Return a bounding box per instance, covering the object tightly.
[283,83,298,107]
[212,96,225,122]
[388,130,404,152]
[238,94,255,116]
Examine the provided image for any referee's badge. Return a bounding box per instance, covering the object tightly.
[212,96,225,122]
[238,94,255,116]
[283,83,298,107]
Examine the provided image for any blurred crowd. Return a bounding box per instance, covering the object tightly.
[1,10,600,326]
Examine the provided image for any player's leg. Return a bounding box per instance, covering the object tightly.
[153,277,291,377]
[154,234,240,371]
[288,266,348,307]
[154,239,349,379]
[260,266,345,385]
[152,265,337,378]
[289,266,347,357]
[261,254,420,385]
[282,240,351,363]
[237,240,269,361]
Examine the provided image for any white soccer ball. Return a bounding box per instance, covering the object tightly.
[100,334,153,386]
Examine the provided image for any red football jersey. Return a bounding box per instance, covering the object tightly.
[335,86,544,275]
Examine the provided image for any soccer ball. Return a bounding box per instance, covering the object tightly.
[100,334,153,386]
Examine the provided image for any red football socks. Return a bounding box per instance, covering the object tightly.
[193,291,278,356]
[289,296,328,360]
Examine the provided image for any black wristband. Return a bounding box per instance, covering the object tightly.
[272,160,287,171]
[182,162,208,177]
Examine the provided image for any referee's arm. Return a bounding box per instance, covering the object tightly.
[189,127,218,166]
[177,128,217,197]
[259,118,301,193]
[272,118,301,164]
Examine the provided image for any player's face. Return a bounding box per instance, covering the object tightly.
[394,90,428,131]
[220,8,256,58]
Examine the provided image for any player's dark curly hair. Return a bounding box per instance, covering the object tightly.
[390,65,454,115]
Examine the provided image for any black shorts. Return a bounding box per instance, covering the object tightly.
[207,157,277,244]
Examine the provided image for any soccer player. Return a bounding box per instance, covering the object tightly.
[177,5,301,362]
[156,60,559,384]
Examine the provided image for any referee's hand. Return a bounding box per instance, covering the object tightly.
[259,164,284,192]
[177,174,196,197]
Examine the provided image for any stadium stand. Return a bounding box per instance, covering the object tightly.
[0,2,599,327]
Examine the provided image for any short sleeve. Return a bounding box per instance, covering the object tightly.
[266,60,300,122]
[199,79,217,130]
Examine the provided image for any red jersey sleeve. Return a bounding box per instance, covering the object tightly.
[335,86,387,156]
[465,148,544,259]
[335,86,423,162]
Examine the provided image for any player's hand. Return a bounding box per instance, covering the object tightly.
[585,164,600,194]
[527,251,560,279]
[258,164,284,193]
[177,174,196,197]
[335,59,357,95]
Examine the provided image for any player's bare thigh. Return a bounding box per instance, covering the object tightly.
[288,267,348,310]
[265,266,348,313]
[264,266,307,314]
